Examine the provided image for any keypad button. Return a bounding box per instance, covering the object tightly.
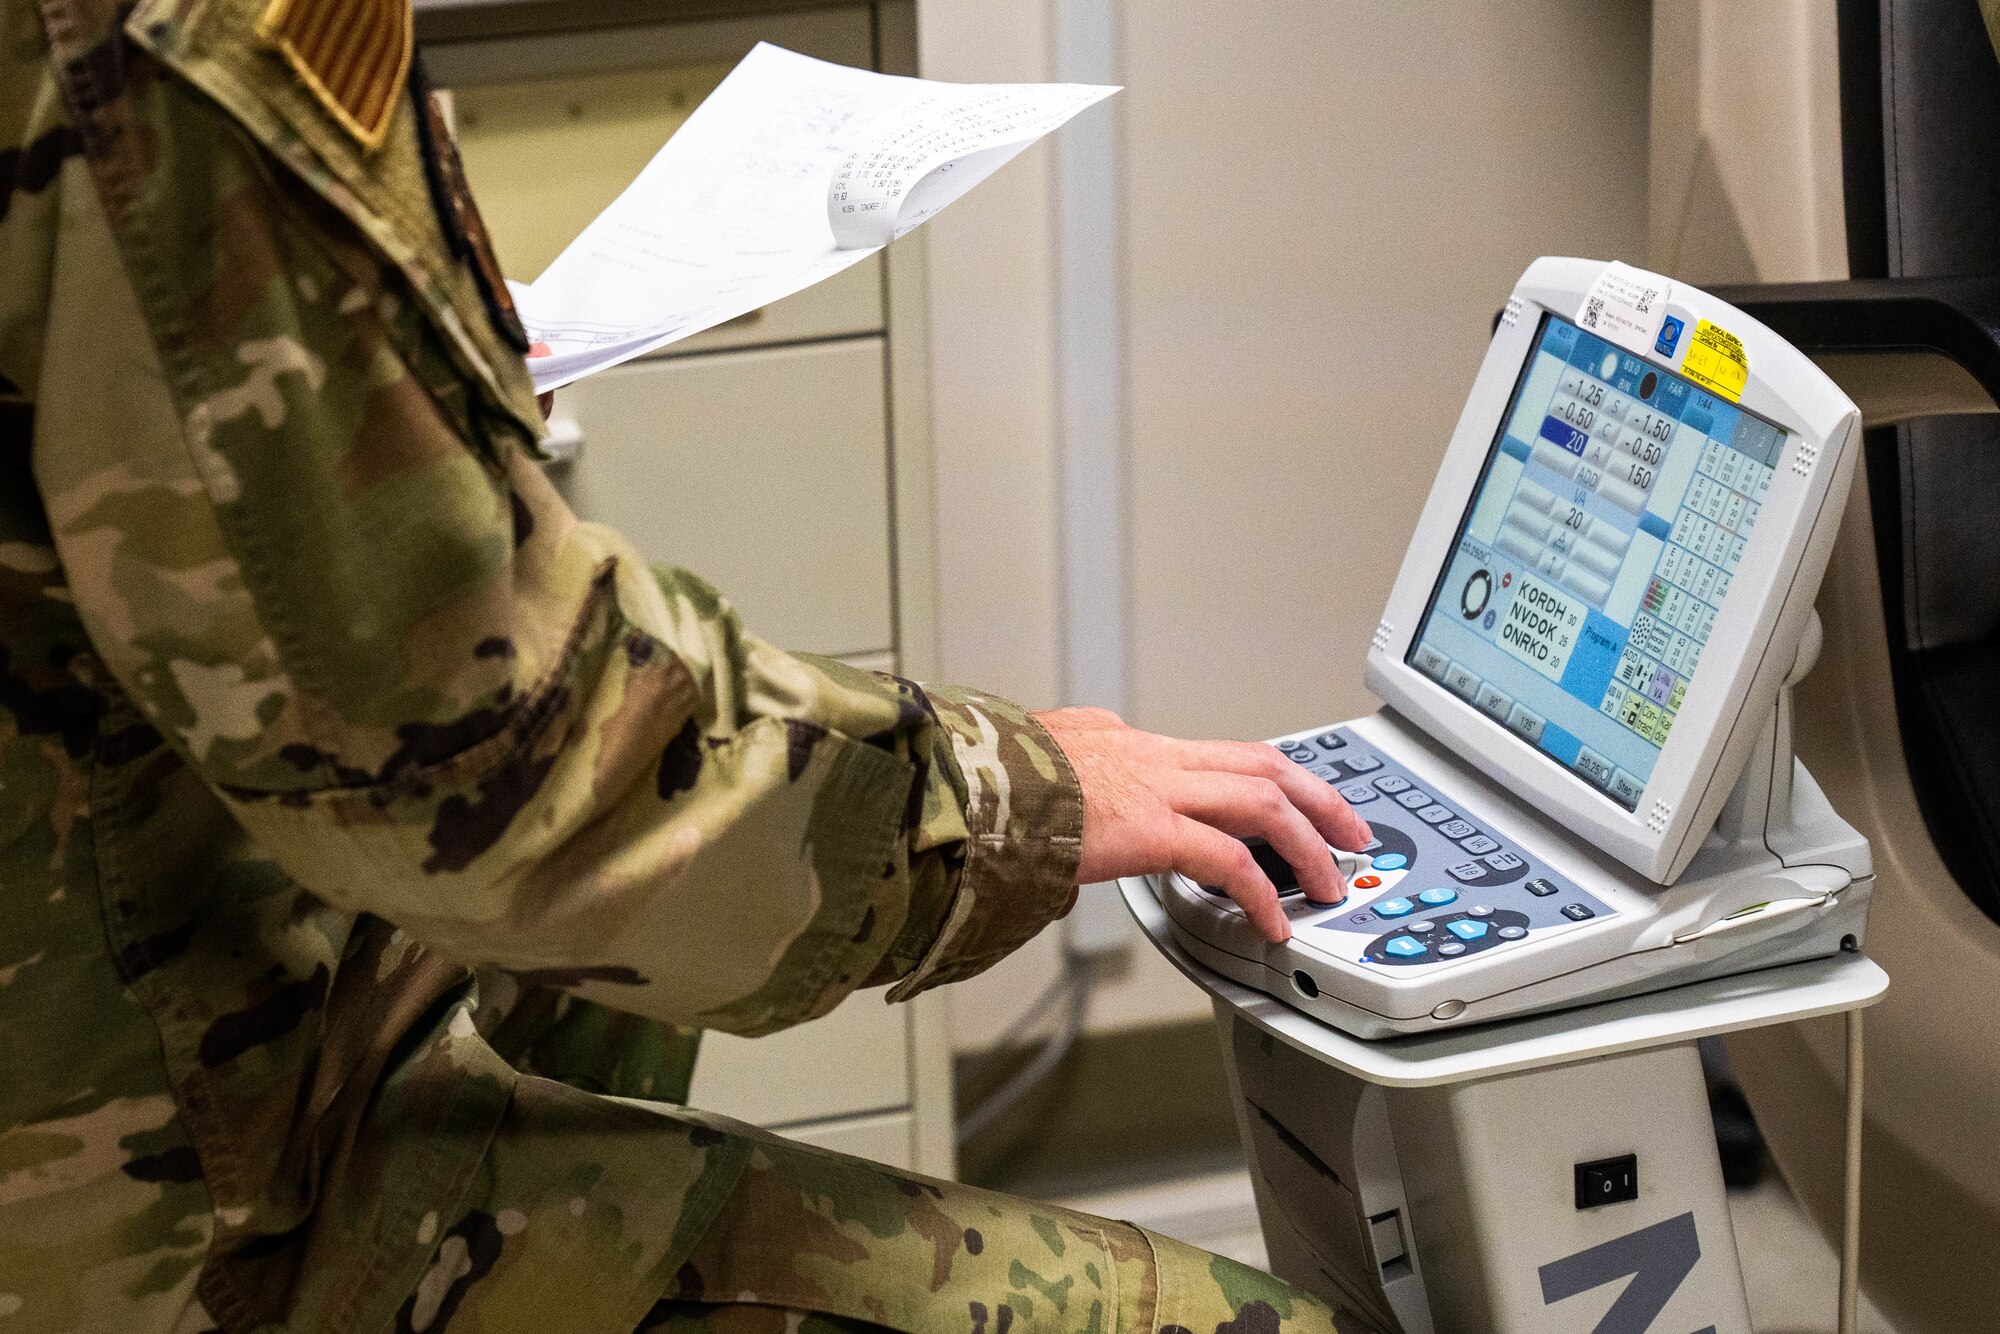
[1353,875,1382,890]
[1344,753,1383,773]
[1505,702,1546,744]
[1448,861,1486,883]
[1385,935,1427,958]
[1483,851,1525,872]
[1438,941,1468,957]
[1374,897,1414,918]
[1467,904,1494,917]
[1473,681,1514,723]
[1374,775,1412,795]
[1438,819,1477,840]
[1395,790,1433,809]
[1460,834,1501,856]
[1527,877,1561,897]
[1575,747,1617,787]
[1417,804,1455,825]
[1417,887,1458,907]
[1447,919,1489,941]
[1499,925,1528,940]
[1562,903,1597,921]
[1407,919,1437,934]
[1370,852,1409,872]
[1315,732,1347,751]
[1338,783,1378,804]
[1283,745,1316,765]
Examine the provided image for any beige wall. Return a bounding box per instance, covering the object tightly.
[923,2,1657,1049]
[1648,0,1846,284]
[1123,1,1653,743]
[917,2,1066,711]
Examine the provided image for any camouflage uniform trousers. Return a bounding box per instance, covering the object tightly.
[402,1079,1341,1334]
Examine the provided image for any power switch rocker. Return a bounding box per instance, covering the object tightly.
[1574,1154,1639,1209]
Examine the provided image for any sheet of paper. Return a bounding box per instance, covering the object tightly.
[515,43,1117,392]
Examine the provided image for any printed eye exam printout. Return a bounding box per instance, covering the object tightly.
[512,43,1117,393]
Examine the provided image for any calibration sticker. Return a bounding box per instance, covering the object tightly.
[1681,319,1749,402]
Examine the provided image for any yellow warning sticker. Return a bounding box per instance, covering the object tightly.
[1682,319,1748,402]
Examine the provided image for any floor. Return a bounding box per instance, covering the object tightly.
[1054,1167,1900,1334]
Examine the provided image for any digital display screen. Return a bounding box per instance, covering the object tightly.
[1406,313,1785,809]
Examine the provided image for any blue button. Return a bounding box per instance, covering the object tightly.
[1371,853,1409,872]
[1374,897,1414,918]
[1539,415,1588,456]
[1447,919,1489,941]
[1418,887,1457,906]
[1385,936,1427,958]
[1656,314,1685,358]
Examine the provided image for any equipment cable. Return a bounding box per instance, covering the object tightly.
[955,952,1093,1146]
[1837,1005,1864,1334]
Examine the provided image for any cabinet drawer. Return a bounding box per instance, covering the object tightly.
[553,339,894,656]
[783,1111,914,1168]
[690,992,909,1127]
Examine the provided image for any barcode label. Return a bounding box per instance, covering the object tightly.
[1576,262,1672,357]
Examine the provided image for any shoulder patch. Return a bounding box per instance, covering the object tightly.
[257,0,413,150]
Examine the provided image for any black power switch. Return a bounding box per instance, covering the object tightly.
[1574,1154,1639,1209]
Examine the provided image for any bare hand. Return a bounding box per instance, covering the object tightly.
[1034,708,1372,943]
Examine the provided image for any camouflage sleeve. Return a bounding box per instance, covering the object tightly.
[26,8,1083,1037]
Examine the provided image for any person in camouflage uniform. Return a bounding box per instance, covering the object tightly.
[0,1,1374,1330]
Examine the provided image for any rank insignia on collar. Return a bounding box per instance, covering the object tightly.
[258,0,414,150]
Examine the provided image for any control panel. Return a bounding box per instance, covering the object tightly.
[1207,728,1615,972]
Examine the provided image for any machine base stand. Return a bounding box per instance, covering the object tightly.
[1125,880,1886,1334]
[1225,1010,1743,1333]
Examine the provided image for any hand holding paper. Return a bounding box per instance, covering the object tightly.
[514,44,1117,393]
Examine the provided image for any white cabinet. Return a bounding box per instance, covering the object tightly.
[434,1,952,1177]
[550,340,895,657]
[692,992,909,1126]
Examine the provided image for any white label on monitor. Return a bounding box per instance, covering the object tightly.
[1575,261,1671,357]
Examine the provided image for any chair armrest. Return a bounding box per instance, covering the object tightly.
[1713,277,2000,426]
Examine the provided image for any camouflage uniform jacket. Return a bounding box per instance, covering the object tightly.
[0,1,1085,1329]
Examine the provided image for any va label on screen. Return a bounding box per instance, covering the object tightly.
[1500,575,1584,682]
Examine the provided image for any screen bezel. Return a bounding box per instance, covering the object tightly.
[1363,259,1858,885]
[1402,310,1790,813]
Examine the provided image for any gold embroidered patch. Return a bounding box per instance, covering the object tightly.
[258,0,414,150]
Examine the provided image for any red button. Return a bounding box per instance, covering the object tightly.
[1354,874,1382,890]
